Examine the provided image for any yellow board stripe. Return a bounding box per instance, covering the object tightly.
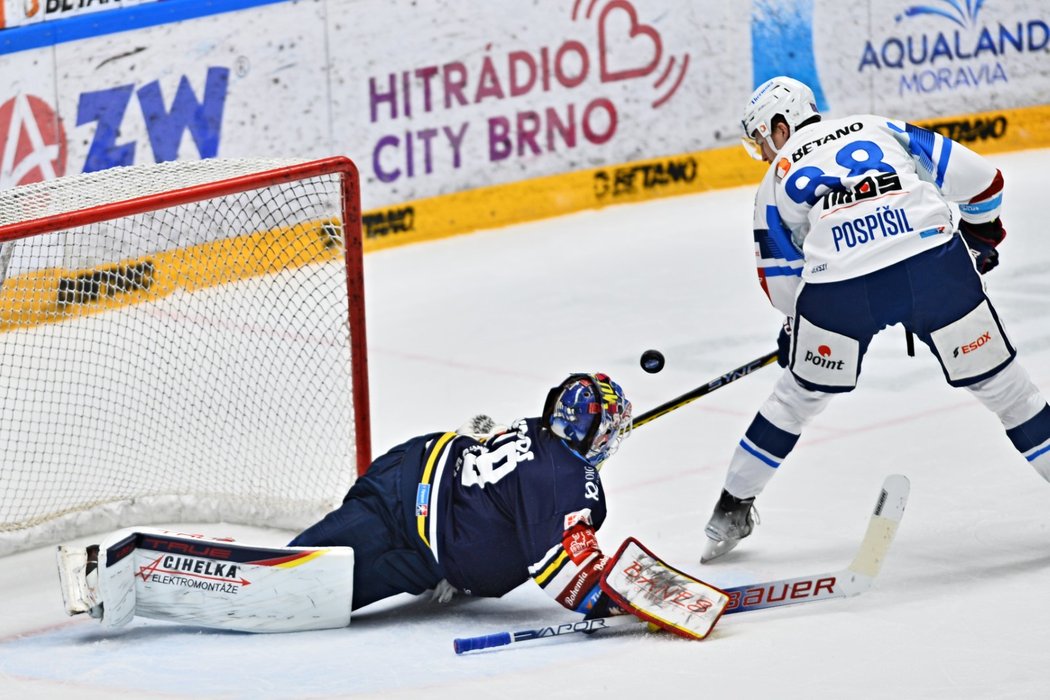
[0,218,342,334]
[416,431,457,549]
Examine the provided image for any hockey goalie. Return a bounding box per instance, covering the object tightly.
[58,372,728,638]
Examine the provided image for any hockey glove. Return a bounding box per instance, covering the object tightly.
[959,217,1005,275]
[776,318,792,368]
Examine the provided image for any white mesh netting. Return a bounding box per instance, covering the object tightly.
[0,159,365,556]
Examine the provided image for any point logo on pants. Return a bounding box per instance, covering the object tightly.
[804,345,845,370]
[0,94,68,188]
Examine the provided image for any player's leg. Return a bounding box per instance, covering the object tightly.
[967,362,1050,478]
[57,528,355,632]
[290,437,446,609]
[703,276,877,562]
[905,236,1050,478]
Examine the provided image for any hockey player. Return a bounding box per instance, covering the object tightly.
[58,374,727,637]
[286,372,634,613]
[701,76,1050,562]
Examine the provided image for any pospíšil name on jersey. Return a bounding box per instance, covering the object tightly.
[407,417,610,613]
[753,114,1003,315]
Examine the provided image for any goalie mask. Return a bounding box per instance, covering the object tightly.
[741,75,819,160]
[543,373,632,467]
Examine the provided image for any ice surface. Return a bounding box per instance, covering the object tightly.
[2,148,1049,699]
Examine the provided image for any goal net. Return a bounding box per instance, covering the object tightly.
[0,157,370,556]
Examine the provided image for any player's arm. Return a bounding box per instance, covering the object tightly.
[884,120,1005,271]
[526,521,729,640]
[753,172,803,315]
[527,510,612,615]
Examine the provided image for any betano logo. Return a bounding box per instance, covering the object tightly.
[858,0,1049,95]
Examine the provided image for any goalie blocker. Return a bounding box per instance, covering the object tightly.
[57,528,354,633]
[599,537,729,640]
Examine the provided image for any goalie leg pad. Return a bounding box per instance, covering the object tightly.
[600,538,729,640]
[57,531,139,629]
[58,527,355,633]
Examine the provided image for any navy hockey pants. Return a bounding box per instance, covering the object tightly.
[289,439,445,610]
[788,234,1016,393]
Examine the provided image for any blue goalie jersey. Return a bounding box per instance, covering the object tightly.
[409,417,612,612]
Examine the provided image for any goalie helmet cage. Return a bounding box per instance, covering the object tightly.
[0,157,370,557]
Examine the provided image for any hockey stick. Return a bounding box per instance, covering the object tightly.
[721,473,908,613]
[452,615,638,654]
[453,474,908,654]
[631,350,779,430]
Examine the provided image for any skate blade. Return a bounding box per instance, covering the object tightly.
[700,537,740,564]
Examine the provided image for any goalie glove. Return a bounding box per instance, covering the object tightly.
[598,538,729,640]
[959,217,1005,274]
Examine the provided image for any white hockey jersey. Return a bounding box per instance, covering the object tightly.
[753,114,1003,316]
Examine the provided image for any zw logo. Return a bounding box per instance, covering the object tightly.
[804,345,846,370]
[953,331,992,358]
[821,172,902,210]
[78,67,229,173]
[57,261,154,306]
[593,157,697,199]
[363,206,415,239]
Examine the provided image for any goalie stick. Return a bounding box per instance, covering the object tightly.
[453,474,908,654]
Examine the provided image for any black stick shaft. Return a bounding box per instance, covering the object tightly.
[631,350,779,430]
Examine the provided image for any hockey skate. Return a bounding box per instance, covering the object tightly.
[701,490,758,563]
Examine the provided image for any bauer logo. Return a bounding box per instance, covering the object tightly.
[0,94,68,188]
[858,2,1050,96]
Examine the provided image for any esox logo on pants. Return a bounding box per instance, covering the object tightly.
[953,331,992,358]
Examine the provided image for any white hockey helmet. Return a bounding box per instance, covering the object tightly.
[741,76,820,160]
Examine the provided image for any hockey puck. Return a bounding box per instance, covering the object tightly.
[640,349,665,374]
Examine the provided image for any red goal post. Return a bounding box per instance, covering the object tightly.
[0,157,370,556]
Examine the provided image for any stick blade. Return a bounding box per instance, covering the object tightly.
[847,474,909,580]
